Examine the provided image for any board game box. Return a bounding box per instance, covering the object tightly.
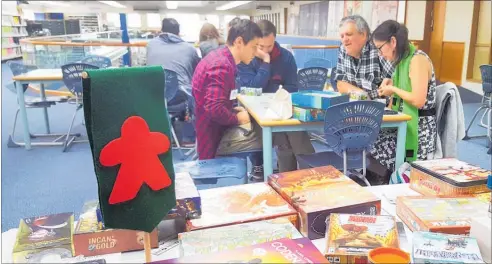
[268,166,381,239]
[396,196,489,235]
[325,214,400,264]
[412,231,484,263]
[292,106,325,122]
[410,158,491,196]
[73,201,158,257]
[291,90,349,109]
[186,183,297,232]
[166,172,201,219]
[179,217,303,257]
[155,238,328,263]
[13,212,74,263]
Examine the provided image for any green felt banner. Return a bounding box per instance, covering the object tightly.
[82,66,176,233]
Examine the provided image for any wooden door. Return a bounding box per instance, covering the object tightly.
[427,0,447,80]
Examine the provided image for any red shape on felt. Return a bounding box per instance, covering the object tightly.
[99,116,172,205]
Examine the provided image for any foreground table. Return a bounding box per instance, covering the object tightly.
[1,184,418,263]
[237,94,412,180]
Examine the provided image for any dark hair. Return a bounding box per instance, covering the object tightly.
[161,18,179,35]
[226,19,262,46]
[199,23,224,44]
[372,20,409,64]
[257,20,276,37]
[228,17,241,29]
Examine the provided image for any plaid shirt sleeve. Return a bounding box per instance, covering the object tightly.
[335,47,349,82]
[203,64,239,126]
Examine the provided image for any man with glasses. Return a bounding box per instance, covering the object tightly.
[334,15,394,99]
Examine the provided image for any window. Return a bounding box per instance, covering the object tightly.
[127,13,141,28]
[146,13,161,28]
[106,12,120,28]
[205,14,219,28]
[166,13,200,42]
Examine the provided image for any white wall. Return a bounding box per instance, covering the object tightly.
[405,0,426,40]
[443,0,475,87]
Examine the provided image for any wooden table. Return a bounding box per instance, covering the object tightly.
[12,69,63,150]
[237,94,412,180]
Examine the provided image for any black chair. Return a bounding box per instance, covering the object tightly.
[61,63,99,151]
[297,67,329,91]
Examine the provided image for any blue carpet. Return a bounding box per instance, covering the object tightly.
[1,63,490,232]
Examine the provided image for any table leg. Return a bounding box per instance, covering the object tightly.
[39,83,51,134]
[394,121,407,172]
[15,82,31,150]
[262,126,273,181]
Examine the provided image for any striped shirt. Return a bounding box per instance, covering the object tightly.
[192,46,239,159]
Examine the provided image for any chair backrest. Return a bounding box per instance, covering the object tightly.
[330,66,338,91]
[81,55,112,68]
[164,69,179,102]
[6,61,38,93]
[298,67,329,91]
[61,63,99,97]
[304,58,331,69]
[324,101,385,160]
[479,65,492,94]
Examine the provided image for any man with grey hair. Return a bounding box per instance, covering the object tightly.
[334,15,393,99]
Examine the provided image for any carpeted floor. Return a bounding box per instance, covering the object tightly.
[1,62,490,232]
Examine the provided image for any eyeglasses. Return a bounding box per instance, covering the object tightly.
[377,40,389,52]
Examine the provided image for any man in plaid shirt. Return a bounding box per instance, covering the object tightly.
[335,15,394,99]
[192,19,263,160]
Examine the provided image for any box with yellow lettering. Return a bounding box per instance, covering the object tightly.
[73,201,158,257]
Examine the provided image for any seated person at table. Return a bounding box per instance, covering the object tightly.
[237,20,314,174]
[335,15,394,99]
[370,20,437,171]
[147,18,200,104]
[198,23,225,59]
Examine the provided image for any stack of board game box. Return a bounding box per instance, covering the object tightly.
[154,238,328,263]
[324,214,400,263]
[178,217,302,257]
[186,182,298,232]
[291,91,349,122]
[268,165,381,239]
[12,213,74,263]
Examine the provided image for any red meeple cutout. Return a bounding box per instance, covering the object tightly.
[99,116,172,205]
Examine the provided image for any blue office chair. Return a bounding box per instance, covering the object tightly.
[6,61,69,148]
[81,55,112,68]
[330,66,338,91]
[61,63,99,152]
[164,69,194,159]
[464,65,492,154]
[296,101,386,186]
[298,67,328,91]
[304,58,331,69]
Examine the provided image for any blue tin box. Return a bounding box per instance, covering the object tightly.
[292,106,325,122]
[173,157,247,190]
[291,90,349,110]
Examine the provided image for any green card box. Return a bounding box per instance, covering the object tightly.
[292,106,326,122]
[291,90,349,110]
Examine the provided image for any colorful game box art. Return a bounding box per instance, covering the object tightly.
[155,238,328,263]
[410,158,491,196]
[13,212,74,263]
[166,172,201,219]
[325,214,400,264]
[396,196,489,235]
[292,106,325,122]
[186,183,297,232]
[179,217,303,257]
[268,166,381,239]
[412,231,484,263]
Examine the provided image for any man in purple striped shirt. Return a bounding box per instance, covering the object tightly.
[192,19,262,161]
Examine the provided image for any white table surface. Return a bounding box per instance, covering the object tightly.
[14,69,63,80]
[1,184,420,263]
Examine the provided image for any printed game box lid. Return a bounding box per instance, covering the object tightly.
[187,183,296,231]
[155,238,328,263]
[75,201,101,234]
[397,196,489,230]
[412,231,484,263]
[179,217,303,257]
[411,158,490,187]
[14,212,74,252]
[326,214,399,256]
[269,166,380,213]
